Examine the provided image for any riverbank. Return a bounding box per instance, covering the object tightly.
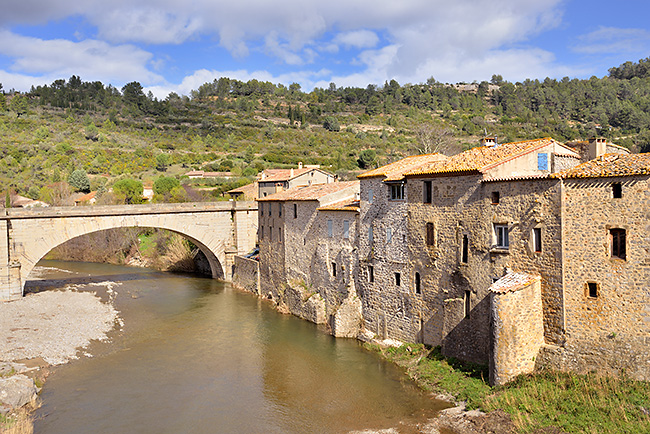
[366,343,650,434]
[0,285,119,433]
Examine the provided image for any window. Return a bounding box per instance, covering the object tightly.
[259,203,263,215]
[343,220,350,239]
[533,227,542,252]
[331,262,337,277]
[426,223,435,246]
[368,189,374,204]
[423,181,432,204]
[537,153,549,171]
[461,234,469,263]
[395,272,401,287]
[278,203,282,217]
[268,203,271,216]
[415,272,421,294]
[293,203,297,218]
[269,226,273,242]
[495,224,509,249]
[586,282,599,298]
[389,183,404,200]
[368,265,374,283]
[368,226,373,244]
[386,227,393,243]
[612,182,622,199]
[610,228,626,260]
[278,227,282,243]
[491,191,500,204]
[327,219,333,237]
[260,226,264,239]
[464,290,471,318]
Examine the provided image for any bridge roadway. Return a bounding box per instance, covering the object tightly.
[0,201,258,300]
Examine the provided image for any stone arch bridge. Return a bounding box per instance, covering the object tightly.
[0,201,257,301]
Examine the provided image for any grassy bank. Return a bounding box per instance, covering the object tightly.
[366,343,650,434]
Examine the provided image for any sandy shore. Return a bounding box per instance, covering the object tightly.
[0,289,119,365]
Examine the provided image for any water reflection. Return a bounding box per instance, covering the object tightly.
[32,261,447,434]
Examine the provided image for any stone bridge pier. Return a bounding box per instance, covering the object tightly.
[0,201,258,301]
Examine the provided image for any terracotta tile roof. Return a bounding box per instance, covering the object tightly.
[357,153,446,181]
[258,168,313,182]
[227,182,258,199]
[552,153,650,179]
[75,191,97,202]
[406,138,560,176]
[489,272,541,294]
[258,181,359,202]
[318,199,360,212]
[482,174,552,183]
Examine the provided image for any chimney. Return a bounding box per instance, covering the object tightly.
[261,172,267,180]
[588,138,607,160]
[298,162,303,169]
[290,168,294,177]
[481,137,497,147]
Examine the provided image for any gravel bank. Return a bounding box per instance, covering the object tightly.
[0,289,119,365]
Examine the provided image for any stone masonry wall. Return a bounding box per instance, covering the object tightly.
[551,175,650,380]
[407,175,564,365]
[358,177,416,341]
[490,279,545,386]
[232,255,260,295]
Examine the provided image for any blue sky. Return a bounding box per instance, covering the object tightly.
[1,0,649,98]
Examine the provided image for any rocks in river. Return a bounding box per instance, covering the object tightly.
[0,374,38,414]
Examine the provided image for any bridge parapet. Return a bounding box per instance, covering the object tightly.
[0,201,258,301]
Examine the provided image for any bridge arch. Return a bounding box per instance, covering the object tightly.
[0,202,258,300]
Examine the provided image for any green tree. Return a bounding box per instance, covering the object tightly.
[85,123,99,141]
[357,149,377,169]
[68,169,91,193]
[0,93,6,112]
[10,94,28,117]
[155,153,171,172]
[112,179,144,204]
[153,176,180,199]
[323,116,340,132]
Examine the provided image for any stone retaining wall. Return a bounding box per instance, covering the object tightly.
[232,255,260,295]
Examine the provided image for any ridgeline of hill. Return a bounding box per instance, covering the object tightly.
[1,57,650,203]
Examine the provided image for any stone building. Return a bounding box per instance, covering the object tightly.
[257,164,336,198]
[356,153,447,341]
[251,136,648,385]
[257,181,362,336]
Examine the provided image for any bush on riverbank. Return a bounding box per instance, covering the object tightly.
[366,343,650,434]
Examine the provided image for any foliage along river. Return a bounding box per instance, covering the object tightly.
[30,260,449,434]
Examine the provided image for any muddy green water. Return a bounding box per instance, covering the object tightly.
[30,261,449,434]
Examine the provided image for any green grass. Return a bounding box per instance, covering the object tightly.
[366,343,650,434]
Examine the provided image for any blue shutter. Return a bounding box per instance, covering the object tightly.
[537,153,548,171]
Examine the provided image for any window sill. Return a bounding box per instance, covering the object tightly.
[490,247,510,254]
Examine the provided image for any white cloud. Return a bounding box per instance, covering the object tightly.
[333,30,379,49]
[1,0,576,92]
[573,27,650,55]
[0,30,163,89]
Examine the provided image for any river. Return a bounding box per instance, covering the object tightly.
[29,261,450,434]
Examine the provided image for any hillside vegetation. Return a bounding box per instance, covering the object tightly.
[2,57,650,202]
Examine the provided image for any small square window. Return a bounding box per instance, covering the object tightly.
[495,224,509,249]
[586,282,599,298]
[343,220,350,239]
[368,265,374,283]
[327,219,333,237]
[293,203,298,218]
[395,272,401,287]
[389,183,404,200]
[415,272,421,294]
[612,182,622,199]
[331,262,337,277]
[491,191,500,204]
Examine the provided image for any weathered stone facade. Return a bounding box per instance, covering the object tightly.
[256,137,650,384]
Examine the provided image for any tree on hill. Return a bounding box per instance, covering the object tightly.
[155,153,171,172]
[357,149,377,169]
[323,116,340,132]
[68,169,91,193]
[153,176,180,202]
[10,94,28,117]
[112,179,144,204]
